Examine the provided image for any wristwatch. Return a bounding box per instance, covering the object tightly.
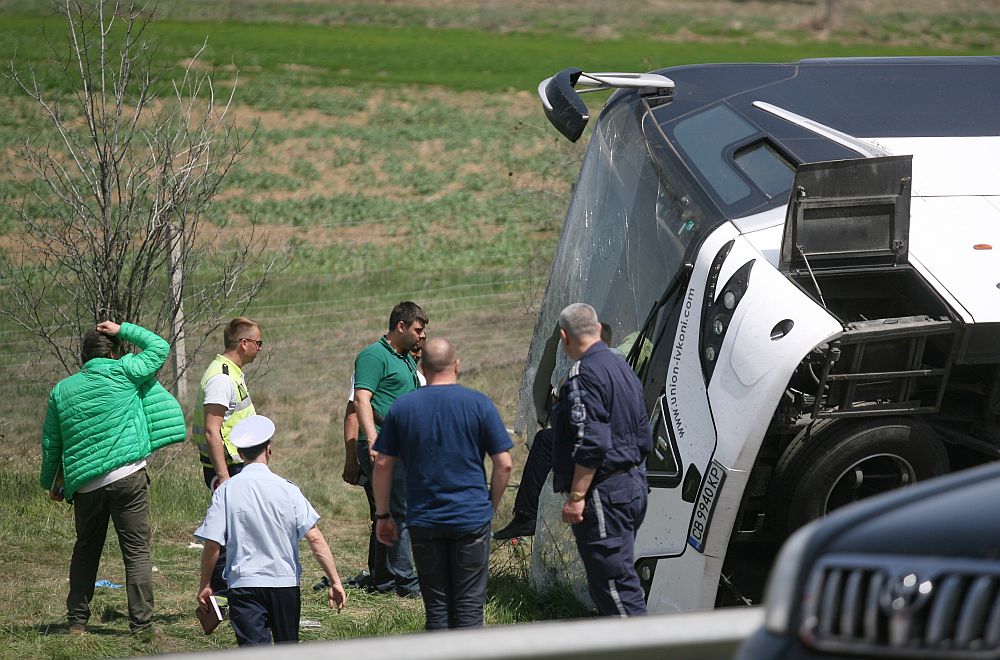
[374,512,391,520]
[568,491,586,502]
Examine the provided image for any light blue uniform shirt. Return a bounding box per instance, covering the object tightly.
[194,463,320,588]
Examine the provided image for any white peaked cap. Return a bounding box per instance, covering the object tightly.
[230,415,276,449]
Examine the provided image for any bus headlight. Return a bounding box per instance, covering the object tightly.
[700,241,754,385]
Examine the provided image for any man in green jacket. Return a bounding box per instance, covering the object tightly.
[40,320,186,635]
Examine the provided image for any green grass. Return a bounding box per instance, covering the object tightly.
[3,0,996,51]
[1,1,998,656]
[1,8,996,101]
[0,435,580,657]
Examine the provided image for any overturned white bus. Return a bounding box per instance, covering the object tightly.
[519,57,1000,612]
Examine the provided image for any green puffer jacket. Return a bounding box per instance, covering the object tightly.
[40,322,187,501]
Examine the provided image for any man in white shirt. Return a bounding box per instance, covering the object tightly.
[195,415,346,646]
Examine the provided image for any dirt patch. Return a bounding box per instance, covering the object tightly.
[3,84,575,254]
[0,231,46,255]
[176,59,261,75]
[231,222,409,250]
[218,86,556,202]
[280,63,326,74]
[226,105,337,131]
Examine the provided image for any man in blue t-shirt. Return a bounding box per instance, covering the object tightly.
[373,338,513,630]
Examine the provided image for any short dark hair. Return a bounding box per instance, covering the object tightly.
[388,302,428,332]
[81,329,122,363]
[223,317,259,350]
[237,441,270,462]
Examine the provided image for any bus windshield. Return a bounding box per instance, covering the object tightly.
[517,94,722,431]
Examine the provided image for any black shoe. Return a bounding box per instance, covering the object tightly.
[493,514,536,540]
[344,571,372,589]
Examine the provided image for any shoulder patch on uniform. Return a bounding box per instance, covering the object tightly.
[569,361,581,378]
[222,364,229,375]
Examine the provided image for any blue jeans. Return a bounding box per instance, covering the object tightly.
[409,523,491,630]
[358,438,420,595]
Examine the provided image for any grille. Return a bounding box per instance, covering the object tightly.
[800,555,1000,658]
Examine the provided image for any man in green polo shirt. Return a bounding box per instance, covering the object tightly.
[353,301,427,597]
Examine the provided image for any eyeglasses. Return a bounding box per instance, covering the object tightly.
[240,337,264,348]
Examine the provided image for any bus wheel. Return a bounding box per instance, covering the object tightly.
[774,417,948,535]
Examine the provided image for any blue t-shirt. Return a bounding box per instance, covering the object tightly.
[375,384,513,531]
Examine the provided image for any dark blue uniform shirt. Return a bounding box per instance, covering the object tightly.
[551,342,653,492]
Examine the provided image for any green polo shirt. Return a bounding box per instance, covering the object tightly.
[353,336,419,438]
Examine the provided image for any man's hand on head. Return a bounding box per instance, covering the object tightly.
[96,320,121,336]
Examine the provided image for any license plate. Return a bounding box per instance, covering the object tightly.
[688,460,726,553]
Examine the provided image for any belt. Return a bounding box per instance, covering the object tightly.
[594,464,636,484]
[557,465,637,495]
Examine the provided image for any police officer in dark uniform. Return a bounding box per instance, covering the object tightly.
[552,303,652,616]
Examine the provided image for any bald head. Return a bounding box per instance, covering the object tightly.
[422,337,457,376]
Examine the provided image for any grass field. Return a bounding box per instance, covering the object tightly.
[0,0,997,656]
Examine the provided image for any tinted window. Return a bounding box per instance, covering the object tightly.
[673,105,757,204]
[647,395,681,488]
[734,141,794,199]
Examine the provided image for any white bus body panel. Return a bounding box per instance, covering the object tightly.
[738,136,1000,325]
[908,195,1000,324]
[641,225,842,612]
[637,224,739,562]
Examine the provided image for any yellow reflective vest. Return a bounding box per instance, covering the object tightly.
[190,355,255,466]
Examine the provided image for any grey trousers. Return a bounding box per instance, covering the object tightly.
[67,468,154,632]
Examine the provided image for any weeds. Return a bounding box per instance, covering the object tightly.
[1,2,997,657]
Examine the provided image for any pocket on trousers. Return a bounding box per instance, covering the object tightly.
[584,536,627,581]
[607,474,641,505]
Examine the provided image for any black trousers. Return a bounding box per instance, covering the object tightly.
[513,428,553,519]
[202,462,244,593]
[228,586,301,646]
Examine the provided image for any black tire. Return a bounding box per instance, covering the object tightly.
[773,417,949,535]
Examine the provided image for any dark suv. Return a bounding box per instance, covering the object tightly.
[737,461,1000,658]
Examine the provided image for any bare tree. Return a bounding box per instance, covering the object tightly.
[0,0,283,388]
[820,0,840,30]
